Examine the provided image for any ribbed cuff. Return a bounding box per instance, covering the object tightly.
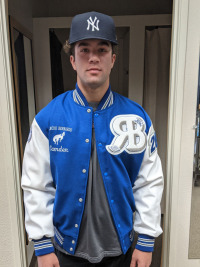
[33,237,55,256]
[135,234,155,252]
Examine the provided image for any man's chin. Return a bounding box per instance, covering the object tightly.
[79,77,109,90]
[86,80,104,90]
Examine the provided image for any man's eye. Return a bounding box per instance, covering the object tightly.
[99,48,107,52]
[81,48,89,53]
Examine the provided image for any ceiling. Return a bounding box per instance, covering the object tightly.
[32,0,173,17]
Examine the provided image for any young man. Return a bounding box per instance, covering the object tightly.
[22,11,163,267]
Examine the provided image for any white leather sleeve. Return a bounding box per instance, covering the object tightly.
[133,125,164,237]
[21,118,56,240]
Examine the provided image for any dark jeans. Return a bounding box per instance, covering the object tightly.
[55,248,132,267]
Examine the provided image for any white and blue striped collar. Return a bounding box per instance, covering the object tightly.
[73,83,114,110]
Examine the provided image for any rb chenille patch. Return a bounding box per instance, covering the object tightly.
[106,115,147,155]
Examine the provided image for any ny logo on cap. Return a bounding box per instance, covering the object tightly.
[87,16,100,31]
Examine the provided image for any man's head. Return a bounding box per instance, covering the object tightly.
[64,11,118,57]
[65,11,118,92]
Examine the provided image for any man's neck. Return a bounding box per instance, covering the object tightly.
[77,82,109,103]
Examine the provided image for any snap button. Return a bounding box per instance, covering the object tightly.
[118,224,121,228]
[72,240,75,244]
[87,109,91,113]
[75,224,78,228]
[79,198,83,203]
[70,247,73,251]
[104,172,108,176]
[94,113,99,117]
[98,143,102,147]
[82,169,86,173]
[85,139,89,143]
[111,200,114,203]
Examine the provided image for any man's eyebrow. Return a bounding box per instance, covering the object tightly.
[98,41,110,46]
[77,42,89,47]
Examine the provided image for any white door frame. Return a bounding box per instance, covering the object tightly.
[163,0,200,266]
[0,0,27,266]
[1,0,200,266]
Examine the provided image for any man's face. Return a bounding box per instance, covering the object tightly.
[70,39,116,90]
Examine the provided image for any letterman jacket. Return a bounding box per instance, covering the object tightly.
[21,85,164,257]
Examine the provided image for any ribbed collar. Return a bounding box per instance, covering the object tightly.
[73,83,114,110]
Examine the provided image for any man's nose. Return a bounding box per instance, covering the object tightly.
[88,52,100,63]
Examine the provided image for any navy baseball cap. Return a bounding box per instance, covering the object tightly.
[69,11,118,45]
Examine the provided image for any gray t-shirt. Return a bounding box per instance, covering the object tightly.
[54,102,122,263]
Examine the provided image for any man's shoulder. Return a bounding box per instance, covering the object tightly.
[49,90,72,107]
[113,92,152,128]
[34,91,72,135]
[37,91,72,116]
[114,92,148,114]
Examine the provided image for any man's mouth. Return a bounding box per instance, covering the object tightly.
[87,68,101,73]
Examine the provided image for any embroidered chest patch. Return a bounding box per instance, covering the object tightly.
[106,115,147,155]
[49,126,72,153]
[53,132,65,145]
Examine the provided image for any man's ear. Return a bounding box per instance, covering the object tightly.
[70,55,76,71]
[111,54,116,69]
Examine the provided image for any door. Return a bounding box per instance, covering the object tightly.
[163,0,200,266]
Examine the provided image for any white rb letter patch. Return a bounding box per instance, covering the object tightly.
[106,115,147,155]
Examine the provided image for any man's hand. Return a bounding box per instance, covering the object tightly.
[37,253,60,267]
[130,249,152,267]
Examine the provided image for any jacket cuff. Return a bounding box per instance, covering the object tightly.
[135,234,155,252]
[33,237,55,256]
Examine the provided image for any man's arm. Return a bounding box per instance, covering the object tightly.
[21,119,56,256]
[132,124,164,265]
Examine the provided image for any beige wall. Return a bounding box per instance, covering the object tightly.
[8,0,33,32]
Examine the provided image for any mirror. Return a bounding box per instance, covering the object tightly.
[189,56,200,258]
[9,16,36,166]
